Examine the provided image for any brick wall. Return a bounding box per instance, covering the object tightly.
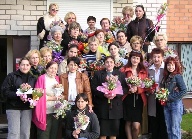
[0,0,47,49]
[167,0,192,41]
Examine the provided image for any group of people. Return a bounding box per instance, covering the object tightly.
[0,2,187,139]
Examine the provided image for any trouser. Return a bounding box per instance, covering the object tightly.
[6,109,32,139]
[164,100,183,139]
[37,113,59,139]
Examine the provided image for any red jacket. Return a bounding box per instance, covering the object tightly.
[120,67,148,106]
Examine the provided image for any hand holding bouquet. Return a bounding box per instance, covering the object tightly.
[28,88,43,108]
[125,76,142,93]
[53,83,64,98]
[142,78,158,93]
[53,100,71,119]
[155,88,169,105]
[74,113,90,130]
[16,83,33,101]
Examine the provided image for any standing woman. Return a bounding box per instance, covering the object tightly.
[37,3,61,49]
[127,5,155,53]
[120,51,148,139]
[32,61,63,139]
[58,44,78,75]
[91,56,128,139]
[122,6,134,26]
[1,57,36,139]
[162,57,187,139]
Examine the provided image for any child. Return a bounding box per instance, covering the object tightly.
[162,57,187,139]
[65,93,100,139]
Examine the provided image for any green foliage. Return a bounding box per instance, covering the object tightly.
[181,113,192,139]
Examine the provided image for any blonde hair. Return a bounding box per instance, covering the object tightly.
[25,49,41,65]
[153,32,168,44]
[40,46,52,57]
[122,6,134,17]
[64,12,76,23]
[48,3,59,11]
[130,35,143,48]
[88,36,101,60]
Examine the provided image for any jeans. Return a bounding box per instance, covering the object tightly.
[6,109,32,139]
[164,100,183,139]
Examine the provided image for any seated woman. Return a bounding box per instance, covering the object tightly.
[59,57,93,110]
[58,44,78,75]
[65,93,100,139]
[40,46,52,66]
[108,41,128,69]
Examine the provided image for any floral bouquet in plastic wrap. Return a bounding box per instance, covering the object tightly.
[142,77,158,93]
[155,88,169,106]
[164,48,177,59]
[125,76,142,92]
[74,113,90,130]
[110,16,126,32]
[105,31,115,43]
[78,58,88,72]
[114,60,124,69]
[16,83,33,101]
[53,83,64,98]
[28,88,43,108]
[89,60,105,71]
[53,99,71,119]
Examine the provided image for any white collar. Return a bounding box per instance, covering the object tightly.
[68,72,76,77]
[149,62,164,70]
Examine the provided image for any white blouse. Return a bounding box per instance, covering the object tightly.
[68,72,77,105]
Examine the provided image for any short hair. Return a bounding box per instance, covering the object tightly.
[130,35,143,47]
[64,12,76,23]
[46,61,58,70]
[48,3,59,11]
[122,6,134,17]
[40,46,52,57]
[87,16,96,22]
[135,5,146,18]
[75,93,89,103]
[50,25,64,36]
[153,32,168,44]
[150,48,164,58]
[68,21,81,33]
[25,49,41,60]
[88,36,99,45]
[108,41,119,51]
[19,57,30,65]
[94,29,105,36]
[104,56,115,63]
[116,30,127,38]
[100,18,111,26]
[67,57,80,66]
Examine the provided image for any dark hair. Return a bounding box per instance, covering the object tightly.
[104,56,115,63]
[150,48,164,59]
[100,18,111,25]
[68,44,78,50]
[75,93,89,103]
[164,57,183,78]
[46,61,58,69]
[19,57,30,65]
[135,5,146,18]
[116,30,127,38]
[108,41,119,51]
[87,16,96,22]
[125,51,146,73]
[94,29,105,36]
[67,57,80,65]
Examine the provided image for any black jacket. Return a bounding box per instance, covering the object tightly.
[65,108,100,139]
[1,70,36,110]
[91,69,128,119]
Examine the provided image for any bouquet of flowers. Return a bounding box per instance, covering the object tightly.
[157,3,168,23]
[110,16,126,32]
[105,31,115,43]
[126,76,142,88]
[78,58,88,72]
[119,47,128,58]
[45,40,64,64]
[28,88,43,108]
[155,88,169,105]
[164,48,177,59]
[50,20,65,30]
[53,83,64,97]
[89,60,105,71]
[53,99,71,119]
[16,83,33,101]
[142,77,158,93]
[74,113,90,130]
[68,40,88,56]
[97,75,123,103]
[114,60,124,69]
[79,32,88,42]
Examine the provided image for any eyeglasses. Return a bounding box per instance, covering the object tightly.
[155,39,164,42]
[132,42,140,45]
[51,9,58,12]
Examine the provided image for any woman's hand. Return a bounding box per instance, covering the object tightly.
[72,129,81,138]
[129,86,137,93]
[88,105,93,113]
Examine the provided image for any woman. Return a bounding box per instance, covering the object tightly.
[120,51,148,139]
[127,5,155,53]
[91,56,128,139]
[40,46,52,66]
[148,48,168,139]
[58,44,78,75]
[153,32,168,50]
[162,57,187,139]
[116,30,132,58]
[122,6,134,26]
[1,57,36,139]
[25,49,45,78]
[108,41,128,69]
[65,93,100,139]
[60,57,93,109]
[32,61,63,139]
[37,3,61,49]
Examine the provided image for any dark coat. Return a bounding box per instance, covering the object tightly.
[126,17,155,45]
[65,108,100,139]
[91,69,128,119]
[1,70,36,110]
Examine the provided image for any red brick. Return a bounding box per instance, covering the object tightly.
[180,17,189,21]
[184,38,192,41]
[189,25,192,29]
[180,9,189,13]
[185,5,192,9]
[169,0,180,4]
[170,16,180,21]
[174,5,185,9]
[180,0,188,4]
[175,13,185,16]
[189,34,192,38]
[178,33,189,38]
[173,38,184,41]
